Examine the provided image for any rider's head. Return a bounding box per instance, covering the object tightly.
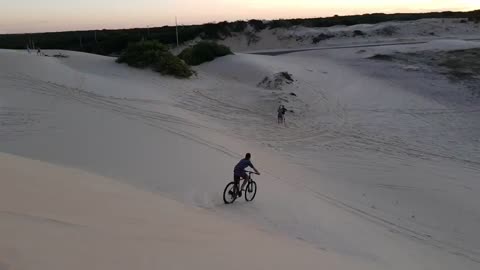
[245,153,251,160]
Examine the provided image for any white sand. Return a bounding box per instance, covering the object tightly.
[0,152,376,270]
[1,19,480,269]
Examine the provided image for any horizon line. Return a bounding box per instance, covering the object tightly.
[2,8,479,35]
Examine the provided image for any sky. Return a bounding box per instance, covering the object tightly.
[1,0,479,33]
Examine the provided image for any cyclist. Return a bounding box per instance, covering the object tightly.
[233,153,260,196]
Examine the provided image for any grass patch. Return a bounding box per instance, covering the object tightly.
[439,49,480,80]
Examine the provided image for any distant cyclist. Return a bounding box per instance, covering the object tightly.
[233,153,260,196]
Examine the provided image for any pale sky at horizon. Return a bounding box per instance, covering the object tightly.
[1,0,479,33]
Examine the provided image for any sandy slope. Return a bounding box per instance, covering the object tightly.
[1,152,375,270]
[1,32,480,269]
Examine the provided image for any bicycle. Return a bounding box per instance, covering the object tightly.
[223,171,258,204]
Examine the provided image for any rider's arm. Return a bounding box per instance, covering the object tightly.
[250,163,260,175]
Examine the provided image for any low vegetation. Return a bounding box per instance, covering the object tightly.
[178,42,232,66]
[52,53,69,58]
[368,54,396,61]
[439,49,480,97]
[258,72,294,90]
[1,10,479,56]
[375,25,398,36]
[246,31,260,46]
[353,30,366,37]
[117,40,193,78]
[312,33,334,44]
[468,14,480,23]
[439,49,480,80]
[369,48,480,96]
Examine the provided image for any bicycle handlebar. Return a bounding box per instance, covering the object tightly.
[245,171,259,175]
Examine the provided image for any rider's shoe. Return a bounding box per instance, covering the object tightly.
[237,191,242,197]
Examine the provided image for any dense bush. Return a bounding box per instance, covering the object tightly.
[230,20,248,32]
[178,41,232,66]
[116,40,168,67]
[177,48,193,62]
[153,52,194,78]
[269,20,293,29]
[117,40,193,78]
[467,10,480,23]
[201,22,232,39]
[470,17,480,23]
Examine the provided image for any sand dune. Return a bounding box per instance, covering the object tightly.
[1,21,480,269]
[1,153,377,270]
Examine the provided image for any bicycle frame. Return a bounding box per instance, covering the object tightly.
[242,171,256,183]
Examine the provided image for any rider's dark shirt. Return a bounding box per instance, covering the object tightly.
[234,159,253,175]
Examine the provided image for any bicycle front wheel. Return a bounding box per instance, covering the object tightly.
[245,181,257,202]
[223,182,237,204]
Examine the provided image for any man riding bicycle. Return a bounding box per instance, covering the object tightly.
[233,153,260,196]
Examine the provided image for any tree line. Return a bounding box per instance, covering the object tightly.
[1,10,478,56]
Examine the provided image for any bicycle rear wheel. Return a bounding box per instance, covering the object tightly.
[245,181,257,202]
[223,182,237,204]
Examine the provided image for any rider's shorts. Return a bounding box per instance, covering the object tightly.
[233,171,248,184]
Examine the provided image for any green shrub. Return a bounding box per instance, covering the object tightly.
[178,47,193,62]
[154,52,193,78]
[117,40,193,78]
[179,42,232,66]
[116,40,168,67]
